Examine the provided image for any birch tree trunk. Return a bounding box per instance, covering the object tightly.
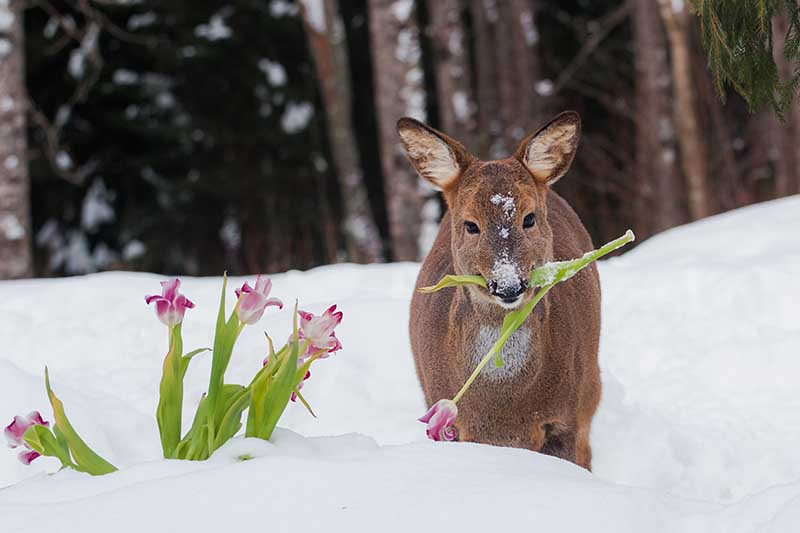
[633,0,682,235]
[0,0,32,279]
[368,0,427,261]
[658,0,711,220]
[300,0,384,263]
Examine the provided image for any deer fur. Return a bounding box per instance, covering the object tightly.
[401,112,601,470]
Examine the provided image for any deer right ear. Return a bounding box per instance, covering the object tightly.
[397,118,469,190]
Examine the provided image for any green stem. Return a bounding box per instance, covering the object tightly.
[452,283,555,404]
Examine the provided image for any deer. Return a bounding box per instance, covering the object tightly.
[400,111,601,470]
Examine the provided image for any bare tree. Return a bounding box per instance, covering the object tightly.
[368,0,428,261]
[658,0,711,220]
[428,0,476,146]
[0,0,32,279]
[633,0,682,235]
[496,0,542,149]
[300,0,384,263]
[770,11,800,197]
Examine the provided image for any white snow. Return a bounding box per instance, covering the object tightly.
[280,102,314,134]
[390,0,414,23]
[299,0,326,33]
[126,11,156,31]
[81,179,116,232]
[0,95,13,112]
[0,38,10,57]
[194,10,233,41]
[257,58,287,87]
[2,197,800,531]
[489,192,516,218]
[4,155,18,170]
[0,5,13,31]
[0,213,24,240]
[534,79,554,97]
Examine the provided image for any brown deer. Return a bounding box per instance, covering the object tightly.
[401,111,601,470]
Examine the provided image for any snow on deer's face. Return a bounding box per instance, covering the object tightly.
[449,159,553,309]
[397,112,581,309]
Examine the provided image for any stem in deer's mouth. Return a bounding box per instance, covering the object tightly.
[452,282,556,404]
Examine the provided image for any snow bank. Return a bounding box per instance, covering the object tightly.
[1,196,799,531]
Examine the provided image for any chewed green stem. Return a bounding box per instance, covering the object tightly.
[452,283,554,404]
[447,229,636,405]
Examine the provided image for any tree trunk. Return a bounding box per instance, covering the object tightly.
[0,0,32,279]
[469,0,502,158]
[428,0,476,146]
[497,0,541,149]
[658,0,711,220]
[770,10,800,197]
[633,0,683,236]
[368,0,427,261]
[300,0,384,263]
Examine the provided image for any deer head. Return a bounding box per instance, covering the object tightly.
[398,112,581,309]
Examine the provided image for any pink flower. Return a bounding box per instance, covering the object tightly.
[290,370,311,402]
[418,400,458,442]
[145,278,195,327]
[235,275,283,325]
[4,411,50,465]
[296,305,343,359]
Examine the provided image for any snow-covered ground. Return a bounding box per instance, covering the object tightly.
[1,196,799,532]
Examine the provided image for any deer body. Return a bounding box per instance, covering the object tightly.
[400,113,601,470]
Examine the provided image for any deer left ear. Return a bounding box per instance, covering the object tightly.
[397,117,470,190]
[515,111,581,186]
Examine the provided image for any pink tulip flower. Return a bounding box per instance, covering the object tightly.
[290,370,311,402]
[4,411,50,465]
[418,399,458,442]
[145,278,195,327]
[296,305,343,359]
[235,275,283,325]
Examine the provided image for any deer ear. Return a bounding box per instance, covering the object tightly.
[515,111,581,186]
[397,118,469,190]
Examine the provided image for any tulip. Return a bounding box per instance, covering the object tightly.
[418,400,458,442]
[145,278,195,327]
[296,304,343,359]
[290,370,311,402]
[4,411,50,465]
[235,275,283,325]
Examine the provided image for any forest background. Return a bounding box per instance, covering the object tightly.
[0,0,798,278]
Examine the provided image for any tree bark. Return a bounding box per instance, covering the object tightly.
[368,0,427,261]
[497,0,541,149]
[428,0,476,146]
[658,0,711,220]
[469,0,502,158]
[0,0,32,279]
[633,0,683,235]
[770,11,800,197]
[301,0,384,263]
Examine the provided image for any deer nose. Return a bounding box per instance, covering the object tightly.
[487,278,529,302]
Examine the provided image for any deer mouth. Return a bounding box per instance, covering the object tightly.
[486,278,529,309]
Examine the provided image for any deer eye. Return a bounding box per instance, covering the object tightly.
[523,213,536,229]
[464,221,480,235]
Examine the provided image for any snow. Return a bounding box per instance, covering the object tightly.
[2,196,800,531]
[0,38,10,57]
[534,79,554,96]
[0,213,24,240]
[257,58,287,87]
[194,10,233,41]
[299,0,326,33]
[280,102,314,134]
[81,179,116,232]
[489,192,516,217]
[4,154,18,170]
